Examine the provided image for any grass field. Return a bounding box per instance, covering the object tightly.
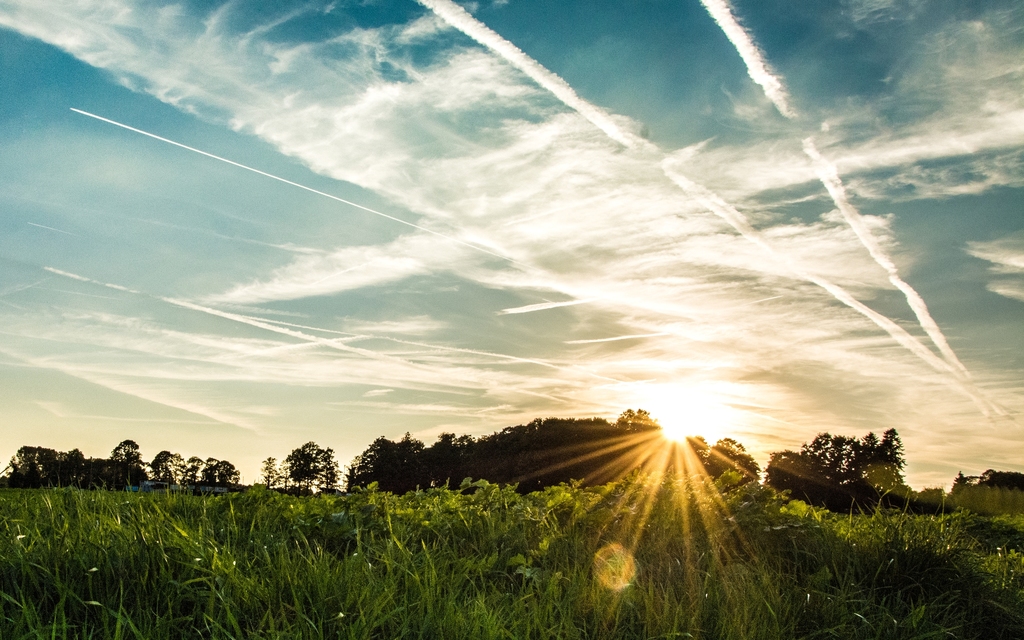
[1,477,1022,639]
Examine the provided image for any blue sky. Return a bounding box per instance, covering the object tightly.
[1,0,1022,487]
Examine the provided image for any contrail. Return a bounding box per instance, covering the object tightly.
[565,333,670,344]
[661,165,1000,416]
[414,0,647,149]
[28,222,76,235]
[802,138,971,377]
[416,0,1000,413]
[43,267,436,368]
[42,266,623,385]
[69,108,524,267]
[498,298,596,315]
[697,0,796,118]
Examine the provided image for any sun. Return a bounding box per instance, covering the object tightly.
[631,383,738,445]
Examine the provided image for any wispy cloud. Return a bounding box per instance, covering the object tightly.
[565,333,669,345]
[967,233,1024,303]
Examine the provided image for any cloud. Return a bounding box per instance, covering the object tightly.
[967,233,1024,302]
[208,233,467,304]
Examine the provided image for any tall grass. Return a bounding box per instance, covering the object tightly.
[949,486,1024,517]
[1,478,1021,638]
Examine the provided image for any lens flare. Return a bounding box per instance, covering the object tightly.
[593,543,637,591]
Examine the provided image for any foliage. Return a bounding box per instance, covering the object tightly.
[955,470,1024,493]
[3,443,243,492]
[259,457,284,490]
[686,436,760,484]
[0,479,1021,639]
[764,429,908,511]
[946,485,1024,517]
[148,451,185,484]
[285,442,340,494]
[109,440,146,488]
[345,410,751,493]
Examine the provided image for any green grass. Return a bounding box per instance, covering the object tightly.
[1,478,1022,639]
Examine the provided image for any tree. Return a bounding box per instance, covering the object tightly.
[954,469,1024,493]
[764,429,908,511]
[200,458,221,485]
[110,440,146,488]
[615,409,661,432]
[345,434,426,494]
[182,456,205,486]
[423,432,474,488]
[149,451,184,484]
[285,442,339,494]
[207,459,240,486]
[705,438,760,483]
[260,457,283,489]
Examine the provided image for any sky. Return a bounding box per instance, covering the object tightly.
[1,0,1022,488]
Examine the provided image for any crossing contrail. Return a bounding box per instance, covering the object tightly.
[414,0,1001,414]
[69,108,524,268]
[662,165,1000,417]
[803,137,971,377]
[697,0,796,118]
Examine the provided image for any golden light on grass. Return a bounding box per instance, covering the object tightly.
[593,543,637,591]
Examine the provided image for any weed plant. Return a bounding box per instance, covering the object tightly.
[1,477,1022,639]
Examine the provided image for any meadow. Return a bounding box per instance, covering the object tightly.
[1,477,1022,639]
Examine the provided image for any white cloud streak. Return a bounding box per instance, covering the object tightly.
[414,0,648,148]
[498,298,595,315]
[697,0,796,118]
[803,137,970,377]
[661,162,998,417]
[70,108,522,267]
[415,0,974,393]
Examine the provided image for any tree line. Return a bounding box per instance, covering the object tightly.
[1,440,340,495]
[341,409,1023,513]
[5,410,1022,513]
[343,410,760,494]
[0,440,242,491]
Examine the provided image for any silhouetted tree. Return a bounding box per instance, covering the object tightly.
[149,451,185,484]
[182,456,205,486]
[953,469,1024,493]
[260,457,284,489]
[110,440,146,488]
[423,432,474,488]
[345,434,426,494]
[206,459,240,486]
[200,458,221,485]
[285,442,339,493]
[615,409,661,432]
[705,438,760,483]
[6,446,114,489]
[345,410,672,494]
[764,429,907,511]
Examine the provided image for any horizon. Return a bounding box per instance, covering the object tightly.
[1,0,1022,489]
